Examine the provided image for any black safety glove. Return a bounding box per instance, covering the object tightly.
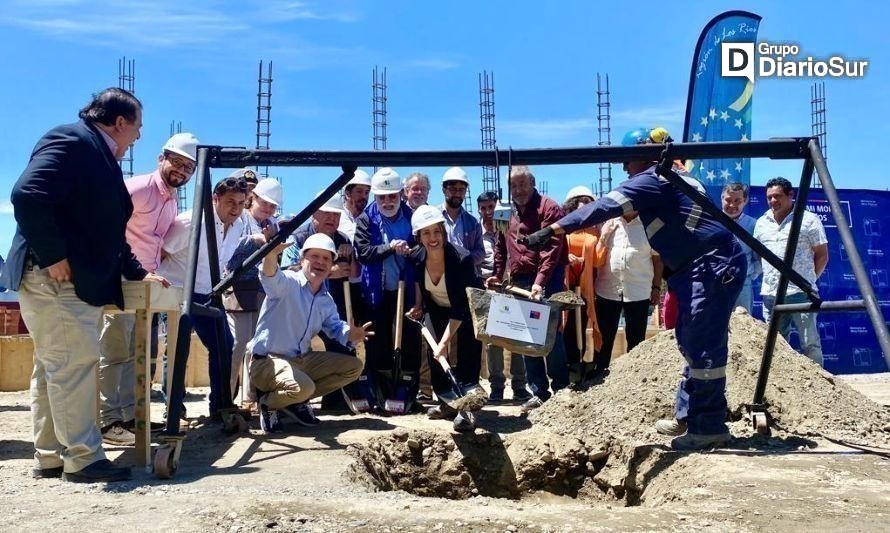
[518,226,554,251]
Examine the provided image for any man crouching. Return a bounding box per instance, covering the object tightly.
[249,233,373,433]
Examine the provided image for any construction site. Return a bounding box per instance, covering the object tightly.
[1,5,889,533]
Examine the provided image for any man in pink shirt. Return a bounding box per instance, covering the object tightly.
[97,133,199,446]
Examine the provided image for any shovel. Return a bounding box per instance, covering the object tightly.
[341,280,372,414]
[404,313,476,411]
[487,281,585,310]
[379,279,414,414]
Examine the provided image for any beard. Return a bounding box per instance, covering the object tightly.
[445,197,463,209]
[378,203,399,218]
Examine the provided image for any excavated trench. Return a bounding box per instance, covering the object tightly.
[347,312,890,505]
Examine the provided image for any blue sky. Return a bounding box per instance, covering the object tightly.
[1,0,887,257]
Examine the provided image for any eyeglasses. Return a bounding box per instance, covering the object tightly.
[164,152,196,174]
[213,177,249,195]
[445,185,467,194]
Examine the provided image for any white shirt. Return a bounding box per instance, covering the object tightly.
[754,208,827,297]
[596,216,654,302]
[158,209,245,294]
[425,269,451,308]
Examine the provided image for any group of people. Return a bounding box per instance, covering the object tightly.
[2,87,830,484]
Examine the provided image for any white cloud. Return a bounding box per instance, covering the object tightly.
[252,0,359,23]
[0,201,15,215]
[1,1,358,49]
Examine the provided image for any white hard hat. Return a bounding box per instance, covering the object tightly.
[371,167,402,195]
[301,233,338,260]
[315,190,344,213]
[346,169,371,188]
[411,204,446,235]
[163,132,199,161]
[565,185,595,203]
[442,166,469,185]
[253,178,282,206]
[493,201,512,223]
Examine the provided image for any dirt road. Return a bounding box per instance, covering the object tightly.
[1,374,888,532]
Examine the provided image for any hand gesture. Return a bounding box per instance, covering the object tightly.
[349,321,374,344]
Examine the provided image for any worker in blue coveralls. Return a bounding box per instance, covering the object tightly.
[520,127,746,450]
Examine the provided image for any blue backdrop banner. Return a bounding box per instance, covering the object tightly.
[683,10,761,202]
[746,186,890,374]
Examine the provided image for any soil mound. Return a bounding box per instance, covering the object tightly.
[348,311,890,503]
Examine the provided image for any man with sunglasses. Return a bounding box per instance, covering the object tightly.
[97,133,199,446]
[158,176,248,419]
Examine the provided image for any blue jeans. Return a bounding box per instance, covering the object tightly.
[175,293,234,414]
[734,279,753,313]
[762,292,823,367]
[671,240,746,435]
[512,267,569,402]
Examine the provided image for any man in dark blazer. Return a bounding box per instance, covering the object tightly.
[0,88,167,483]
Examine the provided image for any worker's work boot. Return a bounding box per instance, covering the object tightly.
[670,431,731,451]
[654,418,688,436]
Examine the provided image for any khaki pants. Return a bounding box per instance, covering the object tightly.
[98,313,136,427]
[19,268,106,473]
[249,351,363,410]
[227,311,260,403]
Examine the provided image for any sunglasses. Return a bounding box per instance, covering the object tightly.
[164,152,196,174]
[214,177,249,195]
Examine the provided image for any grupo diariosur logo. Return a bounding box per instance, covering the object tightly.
[721,42,869,81]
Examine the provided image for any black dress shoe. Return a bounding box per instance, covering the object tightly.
[62,459,131,483]
[32,466,64,479]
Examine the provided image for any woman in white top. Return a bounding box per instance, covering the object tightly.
[407,206,484,432]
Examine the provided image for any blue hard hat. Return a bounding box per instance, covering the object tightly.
[621,127,652,146]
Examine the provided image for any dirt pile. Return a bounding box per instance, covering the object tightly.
[348,311,890,504]
[530,310,890,501]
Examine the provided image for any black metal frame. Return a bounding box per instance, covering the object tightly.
[162,138,890,437]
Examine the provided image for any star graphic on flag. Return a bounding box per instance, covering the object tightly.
[701,116,709,126]
[734,118,743,129]
[720,168,731,180]
[692,132,702,142]
[706,169,716,181]
[709,108,717,119]
[740,133,749,141]
[735,161,743,172]
[720,110,730,121]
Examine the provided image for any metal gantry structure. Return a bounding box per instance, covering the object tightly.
[810,81,828,186]
[118,57,135,179]
[595,73,613,196]
[372,66,388,173]
[149,137,890,477]
[479,70,500,200]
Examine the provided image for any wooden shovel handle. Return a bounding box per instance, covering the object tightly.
[343,280,354,326]
[394,280,405,350]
